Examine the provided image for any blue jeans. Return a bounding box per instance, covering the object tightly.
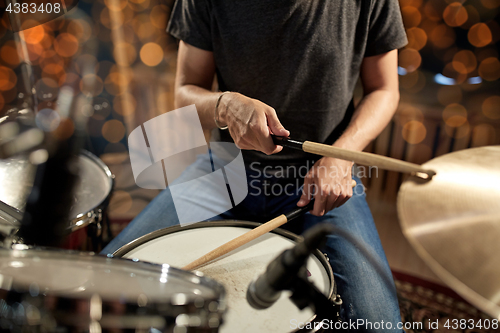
[103,154,402,332]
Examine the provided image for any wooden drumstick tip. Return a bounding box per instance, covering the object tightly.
[182,214,289,271]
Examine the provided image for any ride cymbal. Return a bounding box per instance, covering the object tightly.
[398,146,500,319]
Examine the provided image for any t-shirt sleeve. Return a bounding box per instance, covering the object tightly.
[365,0,408,57]
[167,0,213,51]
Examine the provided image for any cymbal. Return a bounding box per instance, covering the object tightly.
[398,146,500,319]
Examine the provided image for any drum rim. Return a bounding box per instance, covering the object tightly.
[68,150,114,231]
[113,220,336,300]
[0,247,226,301]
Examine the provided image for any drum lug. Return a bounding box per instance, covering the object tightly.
[95,209,103,237]
[323,253,329,262]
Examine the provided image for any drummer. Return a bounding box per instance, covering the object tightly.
[104,0,408,331]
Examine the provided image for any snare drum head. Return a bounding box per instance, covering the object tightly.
[118,223,333,333]
[0,151,112,228]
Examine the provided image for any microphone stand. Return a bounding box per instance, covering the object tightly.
[288,271,343,329]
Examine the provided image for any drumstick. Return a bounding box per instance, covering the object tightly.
[183,178,357,271]
[272,135,436,179]
[182,202,315,271]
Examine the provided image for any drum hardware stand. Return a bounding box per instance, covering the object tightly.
[88,209,103,251]
[14,31,99,247]
[287,273,343,331]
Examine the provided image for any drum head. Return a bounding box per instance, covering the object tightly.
[71,151,113,221]
[0,248,225,330]
[115,221,334,333]
[0,150,113,228]
[0,248,220,301]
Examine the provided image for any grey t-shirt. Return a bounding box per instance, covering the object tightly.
[167,0,407,167]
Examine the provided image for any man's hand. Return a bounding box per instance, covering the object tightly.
[217,92,289,155]
[297,157,354,216]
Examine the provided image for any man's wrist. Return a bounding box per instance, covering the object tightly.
[214,91,231,129]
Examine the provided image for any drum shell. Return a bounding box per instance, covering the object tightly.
[114,221,337,333]
[0,150,114,251]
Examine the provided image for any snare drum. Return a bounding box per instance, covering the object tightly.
[114,221,336,333]
[0,247,225,331]
[0,150,113,250]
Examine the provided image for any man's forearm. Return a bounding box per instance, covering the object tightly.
[175,84,221,130]
[333,89,399,151]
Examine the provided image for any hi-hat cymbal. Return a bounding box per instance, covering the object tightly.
[398,146,500,319]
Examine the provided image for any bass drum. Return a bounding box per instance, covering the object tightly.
[114,221,337,333]
[0,247,226,332]
[0,150,114,250]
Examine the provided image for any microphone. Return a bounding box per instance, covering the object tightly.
[247,223,334,309]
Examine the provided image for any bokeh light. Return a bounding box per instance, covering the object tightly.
[150,5,169,29]
[113,42,137,67]
[452,50,477,74]
[67,19,93,43]
[430,24,456,48]
[402,120,427,144]
[0,42,20,66]
[443,3,468,27]
[468,23,492,47]
[406,27,427,50]
[397,105,424,125]
[442,103,468,127]
[478,57,500,81]
[399,48,422,73]
[80,74,104,97]
[0,67,17,91]
[104,0,128,12]
[480,0,500,10]
[482,96,500,119]
[21,25,46,45]
[402,6,422,28]
[102,119,126,143]
[54,33,79,57]
[140,42,163,67]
